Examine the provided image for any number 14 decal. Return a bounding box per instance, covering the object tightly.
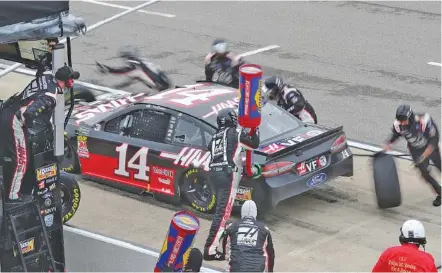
[114,143,150,181]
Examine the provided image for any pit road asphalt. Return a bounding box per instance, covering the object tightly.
[0,73,440,271]
[64,0,441,149]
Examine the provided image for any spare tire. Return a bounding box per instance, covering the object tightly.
[372,152,402,208]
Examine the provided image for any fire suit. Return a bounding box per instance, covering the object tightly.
[204,127,260,258]
[221,216,275,272]
[386,113,441,197]
[97,57,170,91]
[372,244,437,272]
[277,85,317,124]
[204,52,245,88]
[0,73,58,200]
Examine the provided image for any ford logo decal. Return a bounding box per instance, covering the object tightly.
[307,173,327,187]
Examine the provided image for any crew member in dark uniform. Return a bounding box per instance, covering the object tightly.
[383,104,441,207]
[204,107,260,261]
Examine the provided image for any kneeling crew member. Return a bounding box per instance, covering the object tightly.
[372,219,437,272]
[204,107,260,261]
[221,200,275,272]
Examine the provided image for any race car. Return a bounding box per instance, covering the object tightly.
[62,81,354,214]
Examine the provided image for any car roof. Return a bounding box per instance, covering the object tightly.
[139,82,240,126]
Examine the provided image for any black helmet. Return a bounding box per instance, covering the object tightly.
[216,107,238,128]
[396,104,414,125]
[264,76,284,100]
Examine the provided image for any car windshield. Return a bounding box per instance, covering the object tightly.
[259,103,300,140]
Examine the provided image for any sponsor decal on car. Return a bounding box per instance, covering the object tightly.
[306,173,328,188]
[160,148,211,171]
[296,155,328,176]
[260,130,324,154]
[236,186,253,201]
[77,135,90,158]
[36,164,57,181]
[203,97,240,119]
[150,165,176,195]
[73,93,148,123]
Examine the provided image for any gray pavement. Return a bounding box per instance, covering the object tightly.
[64,1,441,149]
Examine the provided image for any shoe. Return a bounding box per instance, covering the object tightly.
[433,195,441,207]
[203,249,225,261]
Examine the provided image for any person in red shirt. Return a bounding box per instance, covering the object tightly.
[372,219,438,272]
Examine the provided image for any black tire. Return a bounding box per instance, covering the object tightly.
[372,152,402,209]
[181,168,216,213]
[59,171,81,223]
[60,136,81,174]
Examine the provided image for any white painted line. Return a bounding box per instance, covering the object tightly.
[81,0,176,18]
[238,45,280,58]
[64,225,220,272]
[428,62,442,67]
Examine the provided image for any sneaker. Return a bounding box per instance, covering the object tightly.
[433,195,441,207]
[203,249,225,261]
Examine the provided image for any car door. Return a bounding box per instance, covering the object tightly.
[165,111,216,172]
[77,104,177,196]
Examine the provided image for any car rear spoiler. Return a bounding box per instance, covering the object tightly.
[255,126,345,160]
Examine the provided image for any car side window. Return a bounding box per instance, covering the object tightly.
[204,131,213,148]
[130,109,171,142]
[173,118,204,147]
[104,110,141,135]
[104,109,171,143]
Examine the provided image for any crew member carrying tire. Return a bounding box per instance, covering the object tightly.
[203,107,260,261]
[383,104,441,207]
[0,65,79,203]
[372,219,438,272]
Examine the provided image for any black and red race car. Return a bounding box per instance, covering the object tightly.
[63,81,354,214]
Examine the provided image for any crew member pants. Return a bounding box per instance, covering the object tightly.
[409,144,441,196]
[0,107,35,200]
[204,168,241,255]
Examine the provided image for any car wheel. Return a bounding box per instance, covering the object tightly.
[60,136,81,174]
[372,152,402,209]
[181,168,216,214]
[59,172,81,223]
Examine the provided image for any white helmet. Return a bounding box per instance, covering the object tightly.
[241,200,257,219]
[399,219,427,246]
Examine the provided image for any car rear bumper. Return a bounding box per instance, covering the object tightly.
[266,153,354,208]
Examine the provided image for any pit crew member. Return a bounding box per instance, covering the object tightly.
[383,104,441,207]
[220,200,275,272]
[372,219,437,272]
[204,39,245,88]
[263,76,317,124]
[0,65,78,203]
[96,47,170,91]
[204,107,260,261]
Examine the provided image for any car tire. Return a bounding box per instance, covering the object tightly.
[181,168,216,214]
[372,152,402,209]
[59,171,81,223]
[60,136,81,174]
